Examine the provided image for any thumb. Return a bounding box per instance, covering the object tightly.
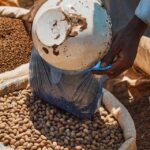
[25,23,32,35]
[22,20,32,35]
[101,49,118,68]
[101,39,120,67]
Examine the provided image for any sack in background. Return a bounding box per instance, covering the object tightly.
[134,36,150,75]
[0,6,29,19]
[0,0,18,6]
[104,67,150,102]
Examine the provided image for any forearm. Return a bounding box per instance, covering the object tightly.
[33,0,47,6]
[135,0,150,26]
[22,0,47,32]
[34,0,47,2]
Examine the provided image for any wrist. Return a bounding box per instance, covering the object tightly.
[34,0,46,2]
[127,15,147,37]
[34,0,47,5]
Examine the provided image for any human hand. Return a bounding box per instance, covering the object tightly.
[22,0,47,34]
[92,15,147,78]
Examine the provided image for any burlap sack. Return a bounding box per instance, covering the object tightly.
[135,36,150,76]
[0,143,13,150]
[0,7,30,95]
[0,69,137,149]
[104,67,150,101]
[103,89,136,150]
[0,64,29,96]
[0,6,29,18]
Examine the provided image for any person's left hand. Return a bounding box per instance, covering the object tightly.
[92,15,147,78]
[22,0,47,34]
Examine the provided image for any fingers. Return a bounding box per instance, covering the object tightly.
[28,6,38,22]
[101,34,121,68]
[91,70,108,75]
[92,37,121,76]
[92,61,123,78]
[105,58,125,78]
[21,7,36,34]
[93,55,133,78]
[92,32,126,77]
[92,25,141,77]
[21,0,46,34]
[21,3,42,34]
[23,21,32,34]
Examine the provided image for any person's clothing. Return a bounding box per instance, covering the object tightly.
[102,0,150,36]
[135,0,150,26]
[29,48,103,119]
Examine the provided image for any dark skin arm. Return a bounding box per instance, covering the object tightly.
[22,0,47,34]
[92,15,147,78]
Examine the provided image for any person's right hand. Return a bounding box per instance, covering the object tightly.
[92,15,147,78]
[22,0,47,34]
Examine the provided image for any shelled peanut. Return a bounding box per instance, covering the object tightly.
[0,89,124,150]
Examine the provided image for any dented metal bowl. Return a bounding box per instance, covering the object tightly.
[32,0,112,72]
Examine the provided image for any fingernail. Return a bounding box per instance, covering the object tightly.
[101,62,107,67]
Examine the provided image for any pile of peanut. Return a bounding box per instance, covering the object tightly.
[0,89,124,150]
[0,17,32,73]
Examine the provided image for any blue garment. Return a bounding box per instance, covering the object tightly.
[102,0,150,36]
[29,48,103,119]
[135,0,150,26]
